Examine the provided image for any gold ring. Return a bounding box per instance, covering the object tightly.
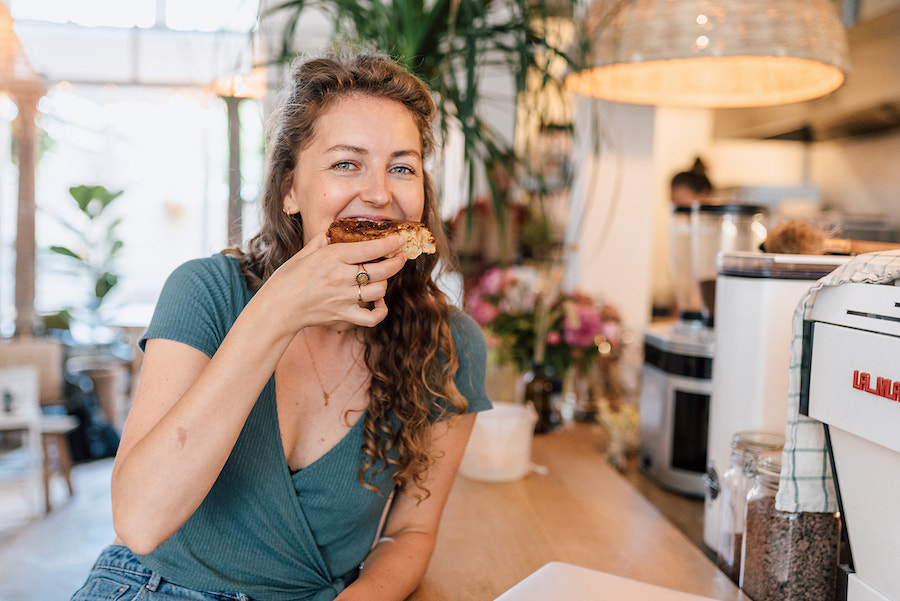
[355,265,370,286]
[357,285,363,303]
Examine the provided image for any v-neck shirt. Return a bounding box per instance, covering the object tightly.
[135,253,491,601]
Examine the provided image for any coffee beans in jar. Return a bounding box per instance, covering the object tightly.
[716,431,784,583]
[740,456,841,601]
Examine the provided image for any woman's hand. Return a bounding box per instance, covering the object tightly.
[262,233,407,333]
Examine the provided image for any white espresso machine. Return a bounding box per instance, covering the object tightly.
[702,251,848,551]
[639,321,714,496]
[640,206,767,497]
[803,281,900,601]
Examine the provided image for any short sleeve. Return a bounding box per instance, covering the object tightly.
[139,255,250,358]
[450,308,492,414]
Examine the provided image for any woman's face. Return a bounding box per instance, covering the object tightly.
[283,95,426,240]
[670,184,697,208]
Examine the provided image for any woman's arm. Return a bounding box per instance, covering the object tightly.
[111,235,406,554]
[337,412,476,601]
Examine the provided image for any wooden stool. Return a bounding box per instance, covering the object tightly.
[40,415,78,513]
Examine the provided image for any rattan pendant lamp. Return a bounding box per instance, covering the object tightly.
[565,0,850,108]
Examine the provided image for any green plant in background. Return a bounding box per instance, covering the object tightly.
[45,184,125,328]
[266,0,576,230]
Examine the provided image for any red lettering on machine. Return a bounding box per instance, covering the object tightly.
[853,370,900,402]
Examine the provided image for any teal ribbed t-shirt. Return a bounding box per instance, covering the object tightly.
[135,253,491,601]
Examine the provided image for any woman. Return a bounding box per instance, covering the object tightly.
[71,52,491,601]
[670,157,714,208]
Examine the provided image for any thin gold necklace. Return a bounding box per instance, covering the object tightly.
[301,329,359,406]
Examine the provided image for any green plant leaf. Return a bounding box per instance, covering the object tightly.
[108,239,125,258]
[68,185,97,214]
[41,309,74,330]
[68,184,124,219]
[48,245,83,261]
[95,271,119,301]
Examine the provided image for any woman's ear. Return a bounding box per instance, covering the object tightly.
[281,171,297,215]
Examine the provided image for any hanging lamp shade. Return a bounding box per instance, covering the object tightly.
[0,2,43,95]
[565,0,850,108]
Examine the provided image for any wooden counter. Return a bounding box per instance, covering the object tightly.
[410,423,746,601]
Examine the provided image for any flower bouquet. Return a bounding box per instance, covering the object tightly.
[466,265,625,380]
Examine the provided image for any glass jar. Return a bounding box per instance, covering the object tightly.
[716,431,784,583]
[692,204,768,326]
[741,456,841,601]
[670,206,703,322]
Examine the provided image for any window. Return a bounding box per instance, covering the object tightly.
[10,0,259,33]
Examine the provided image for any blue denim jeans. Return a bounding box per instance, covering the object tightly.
[70,544,254,601]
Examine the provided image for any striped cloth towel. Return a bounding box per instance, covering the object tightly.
[777,250,900,513]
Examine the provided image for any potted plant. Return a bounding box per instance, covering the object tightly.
[43,184,125,333]
[263,0,577,230]
[41,184,133,434]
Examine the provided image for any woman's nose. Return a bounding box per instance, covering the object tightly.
[360,171,391,207]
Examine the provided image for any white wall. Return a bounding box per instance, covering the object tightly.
[565,97,656,391]
[810,131,900,221]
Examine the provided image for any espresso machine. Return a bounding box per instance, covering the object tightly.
[803,281,900,601]
[701,251,848,551]
[639,204,766,496]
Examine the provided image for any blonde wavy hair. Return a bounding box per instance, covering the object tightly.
[224,51,468,498]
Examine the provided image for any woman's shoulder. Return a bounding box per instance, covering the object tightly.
[162,253,250,301]
[448,307,492,413]
[140,254,249,354]
[449,306,489,363]
[167,253,243,285]
[449,306,485,343]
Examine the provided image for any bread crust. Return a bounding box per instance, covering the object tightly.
[327,218,436,259]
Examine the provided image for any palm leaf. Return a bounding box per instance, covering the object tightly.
[265,0,575,230]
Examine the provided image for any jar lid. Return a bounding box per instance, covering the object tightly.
[757,455,782,484]
[731,431,785,453]
[697,203,768,216]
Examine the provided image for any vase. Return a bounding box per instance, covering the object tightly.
[571,353,599,424]
[523,363,562,434]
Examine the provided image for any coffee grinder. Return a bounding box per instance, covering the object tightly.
[639,204,767,497]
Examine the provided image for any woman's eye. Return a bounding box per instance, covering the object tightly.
[391,165,415,175]
[333,161,355,171]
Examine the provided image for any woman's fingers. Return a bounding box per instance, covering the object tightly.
[352,297,389,326]
[331,234,406,266]
[355,277,388,305]
[276,233,406,327]
[268,233,409,330]
[351,251,406,284]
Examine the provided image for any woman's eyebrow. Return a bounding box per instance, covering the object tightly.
[325,144,367,154]
[325,145,421,160]
[392,149,422,160]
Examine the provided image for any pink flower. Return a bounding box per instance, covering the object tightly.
[547,330,561,345]
[467,296,500,327]
[478,267,510,296]
[600,321,623,348]
[562,294,603,348]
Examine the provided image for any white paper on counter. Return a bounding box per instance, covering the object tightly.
[494,562,721,601]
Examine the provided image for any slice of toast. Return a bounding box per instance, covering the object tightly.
[327,219,436,259]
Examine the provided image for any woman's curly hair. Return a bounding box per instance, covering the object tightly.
[223,51,468,498]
